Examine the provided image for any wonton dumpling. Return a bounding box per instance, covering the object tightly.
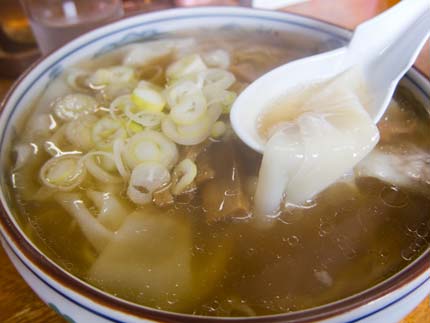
[88,210,230,312]
[55,193,114,252]
[255,70,380,217]
[88,211,192,310]
[55,194,229,311]
[86,190,131,232]
[355,147,430,194]
[122,38,197,67]
[20,76,71,141]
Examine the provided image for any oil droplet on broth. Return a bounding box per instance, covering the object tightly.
[380,185,409,208]
[166,292,178,306]
[286,235,300,247]
[246,247,256,256]
[406,222,418,234]
[416,222,429,238]
[413,237,427,249]
[319,212,337,237]
[401,245,417,261]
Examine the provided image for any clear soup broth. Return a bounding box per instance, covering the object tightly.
[7,29,430,317]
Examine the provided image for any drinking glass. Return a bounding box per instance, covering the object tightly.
[20,0,123,55]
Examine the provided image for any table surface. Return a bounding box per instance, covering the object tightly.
[0,0,429,322]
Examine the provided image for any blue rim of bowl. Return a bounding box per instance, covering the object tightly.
[0,7,429,323]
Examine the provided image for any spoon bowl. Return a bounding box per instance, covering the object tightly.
[231,0,430,153]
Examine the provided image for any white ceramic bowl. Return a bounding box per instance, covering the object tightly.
[0,7,429,323]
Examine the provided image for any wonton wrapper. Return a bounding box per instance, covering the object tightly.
[255,70,380,218]
[88,210,230,312]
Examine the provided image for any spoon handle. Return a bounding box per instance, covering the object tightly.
[368,8,430,86]
[347,0,430,68]
[346,0,430,122]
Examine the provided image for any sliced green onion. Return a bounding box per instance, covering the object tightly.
[162,116,208,146]
[109,94,135,120]
[220,91,237,113]
[123,130,178,169]
[89,66,135,87]
[100,82,137,102]
[202,49,230,69]
[92,117,126,150]
[100,155,117,172]
[131,85,166,112]
[177,117,211,137]
[211,121,227,139]
[204,89,237,114]
[83,151,123,184]
[167,71,206,89]
[65,115,98,151]
[111,92,164,128]
[53,93,98,121]
[124,103,165,128]
[166,54,207,81]
[40,155,86,191]
[204,87,235,104]
[125,120,144,136]
[170,91,207,125]
[202,68,235,90]
[136,80,163,92]
[88,68,111,87]
[113,139,129,179]
[165,80,201,109]
[172,158,197,195]
[109,66,136,83]
[127,161,171,204]
[162,105,222,145]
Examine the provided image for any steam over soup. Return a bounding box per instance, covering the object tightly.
[9,30,430,317]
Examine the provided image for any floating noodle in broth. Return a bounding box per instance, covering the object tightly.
[9,30,430,316]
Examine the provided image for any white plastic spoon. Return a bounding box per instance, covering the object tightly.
[230,0,430,153]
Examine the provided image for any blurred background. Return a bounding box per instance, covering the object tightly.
[0,0,428,80]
